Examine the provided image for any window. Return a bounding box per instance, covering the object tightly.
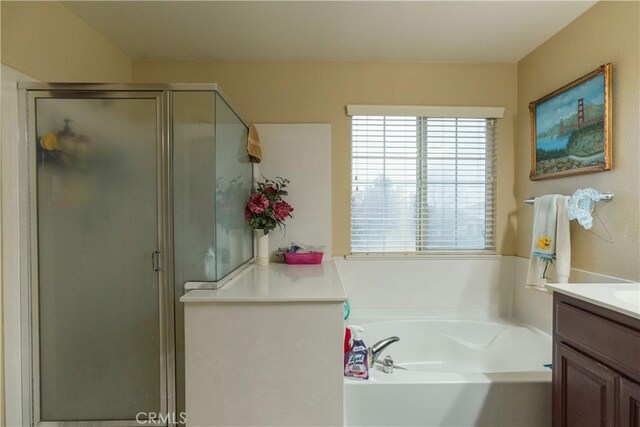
[350,107,499,253]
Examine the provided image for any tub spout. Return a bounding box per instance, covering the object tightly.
[368,336,400,368]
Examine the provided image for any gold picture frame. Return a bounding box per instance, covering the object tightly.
[530,63,612,180]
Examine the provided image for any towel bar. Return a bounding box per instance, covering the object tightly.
[524,192,614,205]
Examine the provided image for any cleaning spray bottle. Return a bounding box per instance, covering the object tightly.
[344,325,369,380]
[343,299,352,353]
[344,328,352,353]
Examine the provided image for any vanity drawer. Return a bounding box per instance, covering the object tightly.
[555,302,640,374]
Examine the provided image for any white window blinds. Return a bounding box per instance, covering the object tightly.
[351,115,497,253]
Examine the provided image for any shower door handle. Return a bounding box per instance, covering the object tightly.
[151,250,162,272]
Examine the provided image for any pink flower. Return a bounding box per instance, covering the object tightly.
[247,193,269,214]
[273,201,293,221]
[245,177,293,230]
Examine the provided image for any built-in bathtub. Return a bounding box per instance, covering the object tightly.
[344,314,552,427]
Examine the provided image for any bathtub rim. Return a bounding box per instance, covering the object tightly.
[344,369,552,385]
[346,308,553,337]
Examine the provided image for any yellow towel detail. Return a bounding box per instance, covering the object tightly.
[537,236,552,251]
[247,124,263,163]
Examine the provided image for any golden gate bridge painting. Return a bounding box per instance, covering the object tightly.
[558,98,605,135]
[530,63,611,180]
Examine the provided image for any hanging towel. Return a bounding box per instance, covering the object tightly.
[247,124,263,163]
[531,195,558,262]
[526,195,571,289]
[567,188,605,229]
[554,195,571,283]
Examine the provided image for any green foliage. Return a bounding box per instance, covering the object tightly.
[536,147,568,161]
[566,122,605,157]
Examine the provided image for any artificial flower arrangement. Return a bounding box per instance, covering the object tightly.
[245,176,294,233]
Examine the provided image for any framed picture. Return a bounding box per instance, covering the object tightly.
[529,63,612,180]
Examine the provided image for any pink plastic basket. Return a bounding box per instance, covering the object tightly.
[284,251,324,265]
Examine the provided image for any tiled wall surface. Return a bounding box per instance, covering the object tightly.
[335,255,633,335]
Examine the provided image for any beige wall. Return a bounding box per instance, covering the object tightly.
[1,1,131,82]
[0,0,633,269]
[133,61,518,256]
[516,1,639,280]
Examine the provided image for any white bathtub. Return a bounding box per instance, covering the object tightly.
[344,315,552,426]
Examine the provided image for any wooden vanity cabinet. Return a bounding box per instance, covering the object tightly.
[553,293,640,427]
[620,377,640,427]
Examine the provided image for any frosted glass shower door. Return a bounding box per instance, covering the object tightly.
[31,93,167,423]
[214,93,252,279]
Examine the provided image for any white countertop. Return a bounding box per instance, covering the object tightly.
[546,282,640,320]
[180,261,346,303]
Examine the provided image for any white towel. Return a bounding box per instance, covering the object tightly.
[526,195,571,289]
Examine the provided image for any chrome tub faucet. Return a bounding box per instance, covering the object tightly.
[368,336,400,367]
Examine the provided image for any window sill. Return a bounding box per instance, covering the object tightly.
[344,252,501,261]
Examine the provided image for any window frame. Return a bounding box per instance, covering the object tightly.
[348,106,502,255]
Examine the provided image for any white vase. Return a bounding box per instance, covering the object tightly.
[254,229,269,266]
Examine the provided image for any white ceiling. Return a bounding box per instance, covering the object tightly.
[63,1,597,63]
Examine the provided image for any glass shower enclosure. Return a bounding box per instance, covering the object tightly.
[20,84,252,426]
